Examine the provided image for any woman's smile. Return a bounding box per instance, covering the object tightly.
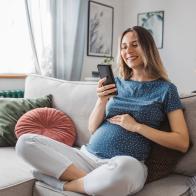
[126,55,138,62]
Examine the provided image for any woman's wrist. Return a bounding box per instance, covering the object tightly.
[97,97,108,105]
[134,123,144,133]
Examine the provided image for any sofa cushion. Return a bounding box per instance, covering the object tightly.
[15,108,76,146]
[33,175,188,196]
[134,174,189,196]
[34,181,86,196]
[174,94,196,176]
[0,147,35,196]
[24,74,97,147]
[0,95,52,146]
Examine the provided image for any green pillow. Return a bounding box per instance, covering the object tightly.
[0,137,9,147]
[0,95,52,146]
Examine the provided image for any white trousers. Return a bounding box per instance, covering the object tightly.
[16,134,148,196]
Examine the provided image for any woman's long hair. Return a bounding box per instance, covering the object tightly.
[117,26,169,81]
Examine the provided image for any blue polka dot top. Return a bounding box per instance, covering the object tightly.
[86,77,183,161]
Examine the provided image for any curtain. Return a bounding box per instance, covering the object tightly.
[25,0,54,76]
[54,0,88,80]
[25,0,88,80]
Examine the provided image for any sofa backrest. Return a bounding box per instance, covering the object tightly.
[174,94,196,176]
[25,74,97,147]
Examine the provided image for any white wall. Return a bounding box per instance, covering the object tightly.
[3,0,196,93]
[0,78,25,90]
[81,0,124,80]
[82,0,196,93]
[122,0,196,93]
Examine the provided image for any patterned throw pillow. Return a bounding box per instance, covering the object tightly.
[145,94,196,183]
[145,119,184,183]
[145,142,183,183]
[0,95,52,146]
[15,107,77,146]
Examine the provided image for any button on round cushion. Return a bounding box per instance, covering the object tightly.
[15,107,76,146]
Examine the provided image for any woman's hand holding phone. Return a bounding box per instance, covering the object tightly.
[96,77,117,103]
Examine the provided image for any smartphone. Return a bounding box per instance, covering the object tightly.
[97,64,118,95]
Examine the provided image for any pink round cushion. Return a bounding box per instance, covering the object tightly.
[15,107,76,146]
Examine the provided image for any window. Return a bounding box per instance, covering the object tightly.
[0,0,35,74]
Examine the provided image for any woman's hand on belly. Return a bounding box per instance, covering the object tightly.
[107,114,141,132]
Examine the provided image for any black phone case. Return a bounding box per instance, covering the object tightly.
[97,64,118,95]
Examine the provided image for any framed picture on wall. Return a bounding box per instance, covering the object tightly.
[137,11,164,49]
[87,1,114,57]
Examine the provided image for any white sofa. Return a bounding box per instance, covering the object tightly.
[1,74,195,196]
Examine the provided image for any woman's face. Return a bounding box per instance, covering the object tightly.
[120,31,144,69]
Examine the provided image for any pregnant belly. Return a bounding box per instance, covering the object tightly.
[86,121,151,161]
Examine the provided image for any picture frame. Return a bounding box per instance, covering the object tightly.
[87,1,114,57]
[137,11,164,49]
